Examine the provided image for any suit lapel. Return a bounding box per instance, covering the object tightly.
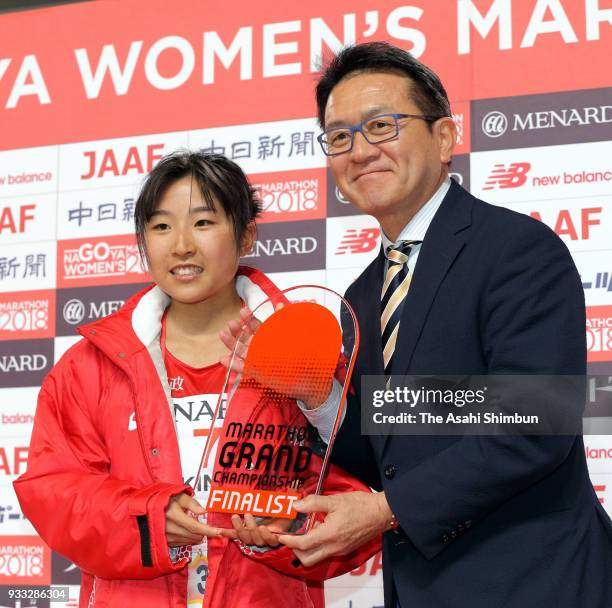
[355,249,386,376]
[351,249,387,459]
[380,183,472,453]
[391,182,472,376]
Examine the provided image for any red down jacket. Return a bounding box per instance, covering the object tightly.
[14,266,380,608]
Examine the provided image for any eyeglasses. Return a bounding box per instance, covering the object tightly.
[317,113,442,156]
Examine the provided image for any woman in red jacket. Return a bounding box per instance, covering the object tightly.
[14,151,378,608]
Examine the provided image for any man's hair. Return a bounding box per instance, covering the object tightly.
[134,150,261,262]
[315,42,452,128]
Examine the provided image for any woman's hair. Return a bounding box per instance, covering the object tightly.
[134,150,261,261]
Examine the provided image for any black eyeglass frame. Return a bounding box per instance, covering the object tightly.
[317,113,443,157]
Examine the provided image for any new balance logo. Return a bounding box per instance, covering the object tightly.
[128,412,137,431]
[336,228,380,255]
[483,162,531,190]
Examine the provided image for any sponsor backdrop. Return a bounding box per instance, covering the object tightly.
[0,0,611,606]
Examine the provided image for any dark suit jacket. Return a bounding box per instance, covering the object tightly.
[332,179,612,607]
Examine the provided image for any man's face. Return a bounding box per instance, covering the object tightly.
[324,71,454,237]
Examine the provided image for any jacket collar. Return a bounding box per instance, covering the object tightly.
[390,179,472,375]
[77,265,283,363]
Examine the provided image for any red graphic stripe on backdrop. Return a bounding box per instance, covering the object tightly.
[0,0,610,150]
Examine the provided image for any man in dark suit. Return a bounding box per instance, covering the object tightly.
[279,42,612,607]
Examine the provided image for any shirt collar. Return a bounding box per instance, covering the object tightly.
[381,176,451,254]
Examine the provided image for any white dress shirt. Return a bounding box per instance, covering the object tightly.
[381,176,450,271]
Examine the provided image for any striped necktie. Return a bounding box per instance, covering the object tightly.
[381,240,421,375]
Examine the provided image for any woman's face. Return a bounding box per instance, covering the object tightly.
[144,175,253,305]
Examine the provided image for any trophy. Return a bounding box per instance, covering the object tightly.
[193,285,358,535]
